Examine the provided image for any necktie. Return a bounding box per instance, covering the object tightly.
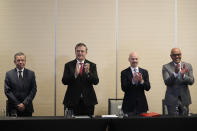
[18,70,23,88]
[134,68,137,75]
[79,63,83,76]
[19,71,22,79]
[134,68,138,84]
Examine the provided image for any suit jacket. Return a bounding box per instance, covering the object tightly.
[121,67,151,113]
[4,68,37,113]
[162,61,194,106]
[62,59,99,107]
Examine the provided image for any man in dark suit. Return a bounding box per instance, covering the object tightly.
[162,48,194,116]
[4,52,37,117]
[121,52,151,116]
[62,43,99,116]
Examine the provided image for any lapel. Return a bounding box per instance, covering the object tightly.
[169,62,176,72]
[82,59,88,75]
[71,60,77,74]
[23,68,27,81]
[127,67,133,81]
[138,67,142,73]
[138,67,144,78]
[14,68,19,82]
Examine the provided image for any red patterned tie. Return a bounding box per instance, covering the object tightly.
[79,63,83,76]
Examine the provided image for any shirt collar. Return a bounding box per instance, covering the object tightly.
[130,66,139,72]
[173,62,181,66]
[16,68,24,72]
[76,59,85,64]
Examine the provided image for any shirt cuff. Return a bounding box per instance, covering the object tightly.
[140,80,144,84]
[173,72,178,78]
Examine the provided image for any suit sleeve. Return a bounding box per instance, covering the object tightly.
[23,72,37,106]
[121,70,138,92]
[85,63,99,85]
[139,70,151,91]
[62,63,76,85]
[162,65,176,86]
[121,70,132,92]
[4,72,20,106]
[182,63,194,85]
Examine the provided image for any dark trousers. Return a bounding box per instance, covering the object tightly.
[167,97,189,116]
[71,98,95,116]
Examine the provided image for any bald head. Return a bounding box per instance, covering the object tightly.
[128,52,139,68]
[170,48,182,64]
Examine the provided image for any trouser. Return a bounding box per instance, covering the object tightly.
[70,98,95,116]
[167,97,189,116]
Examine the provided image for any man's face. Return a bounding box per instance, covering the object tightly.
[14,55,26,70]
[170,48,182,64]
[129,53,139,68]
[75,46,87,61]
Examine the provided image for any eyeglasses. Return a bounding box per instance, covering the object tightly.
[171,54,181,57]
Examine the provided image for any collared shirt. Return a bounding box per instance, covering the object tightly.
[130,66,139,74]
[173,62,185,79]
[130,66,144,85]
[16,68,24,78]
[77,59,85,69]
[76,59,85,98]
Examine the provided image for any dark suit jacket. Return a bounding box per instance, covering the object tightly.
[162,61,194,106]
[121,67,151,113]
[4,68,37,113]
[62,59,99,107]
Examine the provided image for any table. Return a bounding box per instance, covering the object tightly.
[0,115,197,131]
[0,116,108,131]
[108,115,197,131]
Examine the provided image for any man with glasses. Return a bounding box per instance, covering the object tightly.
[162,48,194,116]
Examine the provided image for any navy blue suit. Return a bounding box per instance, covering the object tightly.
[121,67,151,114]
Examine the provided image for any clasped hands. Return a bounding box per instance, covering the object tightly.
[17,103,25,112]
[175,64,188,77]
[132,72,144,84]
[75,63,90,77]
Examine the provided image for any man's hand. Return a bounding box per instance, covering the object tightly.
[132,74,138,84]
[137,72,144,83]
[132,72,144,84]
[180,64,188,77]
[17,103,25,112]
[84,63,90,74]
[175,64,180,74]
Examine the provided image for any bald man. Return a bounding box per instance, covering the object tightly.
[121,52,151,116]
[162,48,194,116]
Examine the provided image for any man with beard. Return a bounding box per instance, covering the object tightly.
[121,52,151,116]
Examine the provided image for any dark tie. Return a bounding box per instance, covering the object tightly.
[19,71,22,79]
[18,71,23,87]
[79,63,83,76]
